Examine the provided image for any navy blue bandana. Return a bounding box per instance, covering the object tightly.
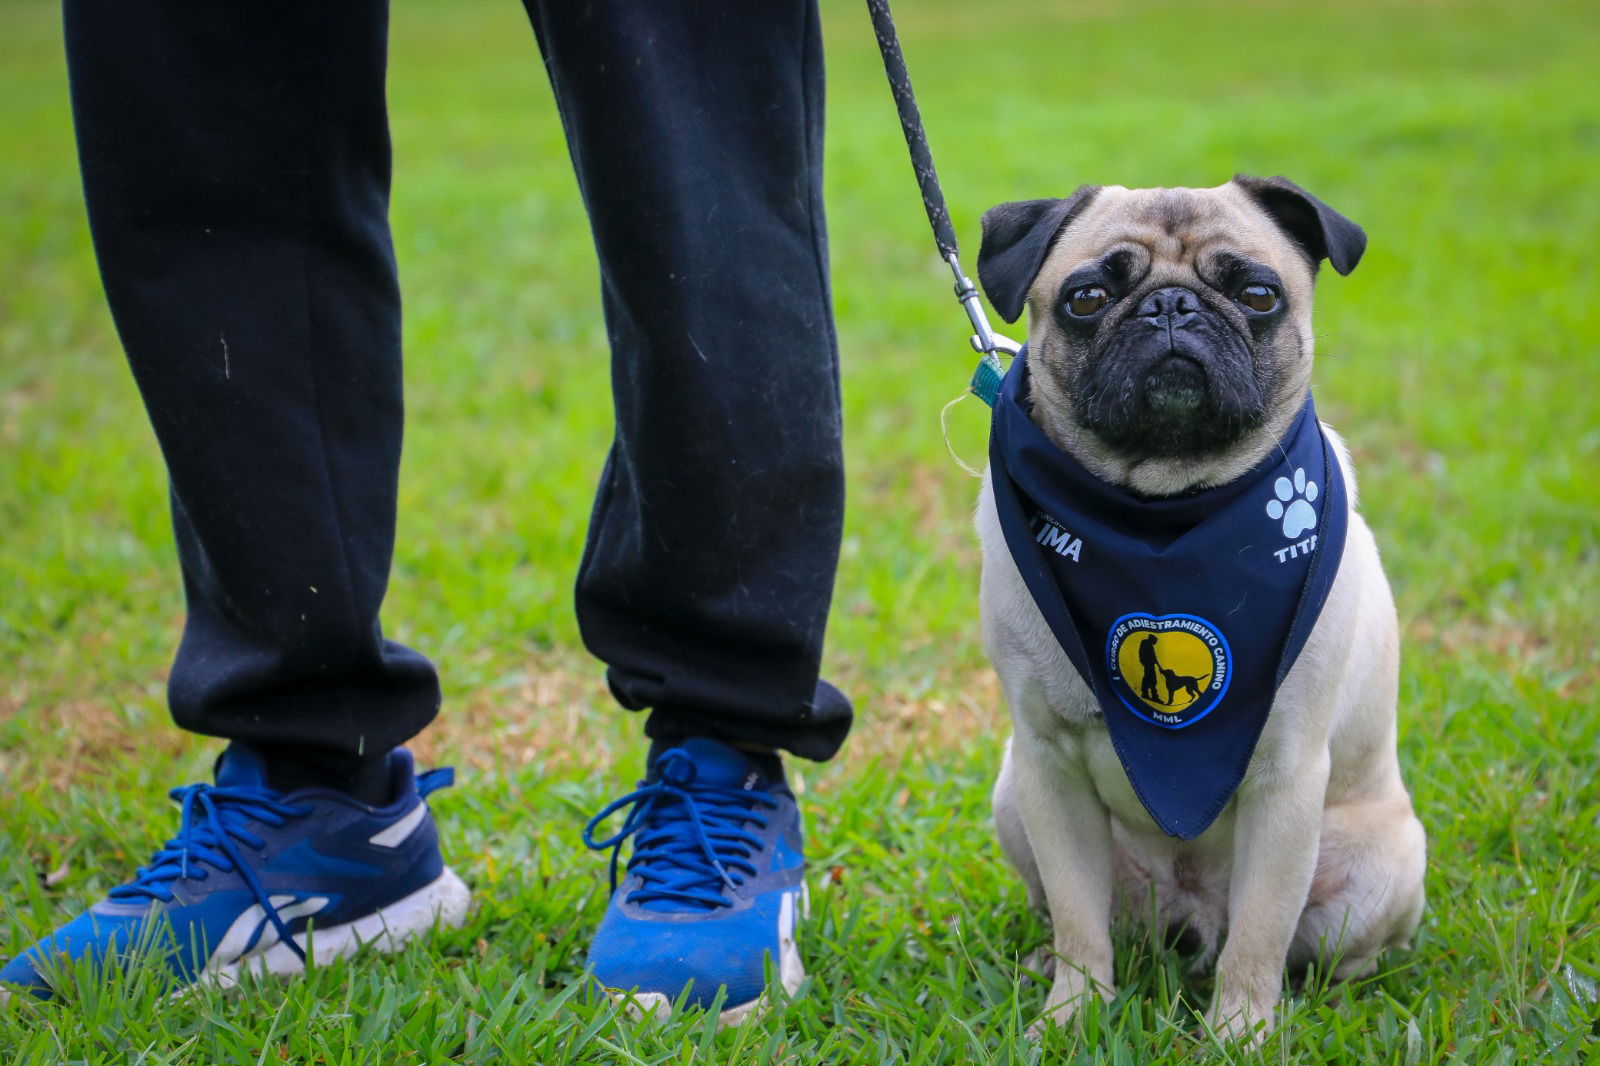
[989,353,1348,839]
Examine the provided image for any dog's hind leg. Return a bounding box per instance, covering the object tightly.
[993,738,1046,912]
[1290,791,1426,981]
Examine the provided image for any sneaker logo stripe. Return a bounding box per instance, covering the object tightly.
[368,803,428,848]
[209,894,330,966]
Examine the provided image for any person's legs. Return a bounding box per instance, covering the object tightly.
[65,0,438,795]
[1,0,463,1002]
[522,0,845,1018]
[523,0,850,763]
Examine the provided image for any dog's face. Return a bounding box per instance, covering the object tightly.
[977,176,1365,493]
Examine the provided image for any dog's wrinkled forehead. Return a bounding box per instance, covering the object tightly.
[1034,184,1315,306]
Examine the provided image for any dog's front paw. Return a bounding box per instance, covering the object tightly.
[1025,1003,1082,1044]
[1024,1015,1059,1043]
[1203,994,1275,1049]
[1026,973,1114,1042]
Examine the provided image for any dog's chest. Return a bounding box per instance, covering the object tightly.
[1068,723,1241,845]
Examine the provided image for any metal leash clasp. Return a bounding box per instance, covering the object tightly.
[944,251,1019,408]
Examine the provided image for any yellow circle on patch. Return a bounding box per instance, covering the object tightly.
[1105,613,1232,728]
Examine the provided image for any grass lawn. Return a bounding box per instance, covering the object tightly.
[3,0,1597,1061]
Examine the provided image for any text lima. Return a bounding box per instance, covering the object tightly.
[1032,516,1082,562]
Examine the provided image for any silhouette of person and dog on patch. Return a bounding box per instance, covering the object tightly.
[1138,634,1205,706]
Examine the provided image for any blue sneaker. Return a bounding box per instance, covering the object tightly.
[583,738,807,1024]
[1,746,469,1002]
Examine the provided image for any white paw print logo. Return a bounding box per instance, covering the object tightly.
[1266,467,1319,538]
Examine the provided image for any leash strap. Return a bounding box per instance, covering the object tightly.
[865,0,1018,406]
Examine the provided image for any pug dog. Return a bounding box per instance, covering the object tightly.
[976,177,1426,1043]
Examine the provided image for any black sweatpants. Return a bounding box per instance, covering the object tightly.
[61,0,851,784]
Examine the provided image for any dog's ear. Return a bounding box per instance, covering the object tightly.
[1232,175,1366,276]
[977,185,1101,323]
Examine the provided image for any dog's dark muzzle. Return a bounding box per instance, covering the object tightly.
[1130,287,1222,414]
[1076,286,1265,457]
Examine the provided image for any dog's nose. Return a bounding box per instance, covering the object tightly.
[1135,287,1202,322]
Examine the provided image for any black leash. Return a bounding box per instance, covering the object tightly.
[865,0,1019,407]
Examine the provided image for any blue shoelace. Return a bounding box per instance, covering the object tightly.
[582,750,779,911]
[108,783,314,960]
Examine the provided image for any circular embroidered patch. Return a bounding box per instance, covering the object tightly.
[1106,613,1232,729]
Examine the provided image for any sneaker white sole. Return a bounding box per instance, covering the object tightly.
[205,867,471,989]
[616,881,808,1028]
[0,869,470,1006]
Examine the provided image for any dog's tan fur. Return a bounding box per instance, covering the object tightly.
[978,180,1426,1044]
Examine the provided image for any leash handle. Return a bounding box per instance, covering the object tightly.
[866,0,1018,406]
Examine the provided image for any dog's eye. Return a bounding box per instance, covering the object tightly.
[1067,286,1110,317]
[1237,285,1279,313]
